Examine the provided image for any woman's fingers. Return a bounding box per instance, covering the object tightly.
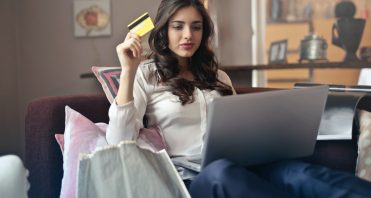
[115,32,143,69]
[128,32,141,43]
[125,41,140,58]
[124,32,141,45]
[117,39,142,58]
[120,33,142,58]
[131,39,142,57]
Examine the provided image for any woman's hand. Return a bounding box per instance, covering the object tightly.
[116,32,142,72]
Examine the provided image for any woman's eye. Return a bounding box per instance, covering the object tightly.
[172,25,183,30]
[192,26,202,31]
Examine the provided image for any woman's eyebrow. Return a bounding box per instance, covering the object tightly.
[192,21,202,24]
[170,21,185,24]
[170,20,203,24]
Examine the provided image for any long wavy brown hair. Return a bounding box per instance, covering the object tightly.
[148,0,233,105]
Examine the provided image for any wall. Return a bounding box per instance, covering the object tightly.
[213,0,253,66]
[17,0,162,100]
[2,0,161,159]
[0,0,19,156]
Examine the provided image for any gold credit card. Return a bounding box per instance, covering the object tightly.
[128,12,154,37]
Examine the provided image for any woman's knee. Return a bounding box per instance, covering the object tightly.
[190,159,293,198]
[190,158,236,189]
[189,159,246,197]
[199,159,236,181]
[255,160,313,182]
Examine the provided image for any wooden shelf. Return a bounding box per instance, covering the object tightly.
[221,61,371,71]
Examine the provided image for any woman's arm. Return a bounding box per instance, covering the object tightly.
[106,68,148,144]
[115,32,142,105]
[106,32,147,144]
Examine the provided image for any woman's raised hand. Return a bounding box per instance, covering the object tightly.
[116,32,142,72]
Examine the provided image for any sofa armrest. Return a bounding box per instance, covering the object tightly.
[25,93,110,198]
[304,135,358,173]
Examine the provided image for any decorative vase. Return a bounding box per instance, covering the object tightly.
[332,18,366,62]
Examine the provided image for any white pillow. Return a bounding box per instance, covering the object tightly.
[0,155,30,198]
[356,109,371,181]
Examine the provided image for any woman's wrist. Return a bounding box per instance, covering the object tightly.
[115,67,136,105]
[120,67,136,79]
[121,64,138,75]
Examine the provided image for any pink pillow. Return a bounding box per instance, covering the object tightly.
[55,134,64,153]
[91,66,121,103]
[57,106,108,198]
[55,124,107,153]
[54,106,168,198]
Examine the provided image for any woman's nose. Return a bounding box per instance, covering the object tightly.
[183,26,192,40]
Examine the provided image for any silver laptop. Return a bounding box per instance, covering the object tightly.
[172,86,329,172]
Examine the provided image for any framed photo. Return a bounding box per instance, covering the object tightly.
[268,40,288,64]
[73,0,111,37]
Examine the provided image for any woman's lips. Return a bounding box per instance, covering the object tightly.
[180,43,194,50]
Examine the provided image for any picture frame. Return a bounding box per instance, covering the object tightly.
[268,39,288,64]
[73,0,111,37]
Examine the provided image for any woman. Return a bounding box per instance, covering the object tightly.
[108,0,371,197]
[107,0,233,157]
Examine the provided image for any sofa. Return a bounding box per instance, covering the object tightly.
[25,87,359,198]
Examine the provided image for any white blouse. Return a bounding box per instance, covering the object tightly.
[106,60,234,157]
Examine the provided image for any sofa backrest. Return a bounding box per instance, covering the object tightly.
[25,93,110,198]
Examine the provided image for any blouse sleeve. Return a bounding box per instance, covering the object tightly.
[106,65,149,144]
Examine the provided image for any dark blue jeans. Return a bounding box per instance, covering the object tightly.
[189,159,371,198]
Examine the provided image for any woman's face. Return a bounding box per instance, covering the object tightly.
[167,6,203,60]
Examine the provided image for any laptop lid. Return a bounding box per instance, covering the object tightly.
[201,85,329,169]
